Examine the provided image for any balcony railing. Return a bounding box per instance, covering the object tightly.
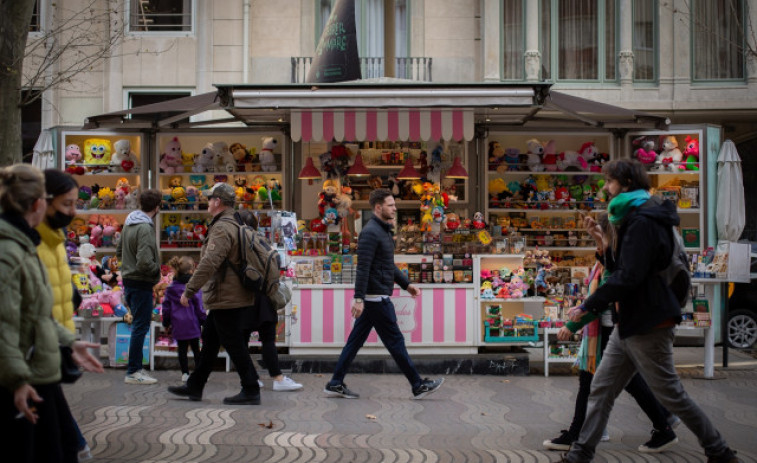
[291,56,433,83]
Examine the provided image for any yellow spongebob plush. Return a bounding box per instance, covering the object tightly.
[83,138,112,167]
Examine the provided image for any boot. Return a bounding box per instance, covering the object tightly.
[223,388,261,405]
[167,384,203,401]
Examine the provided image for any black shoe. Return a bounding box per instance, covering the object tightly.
[707,449,741,463]
[412,378,444,399]
[638,428,678,453]
[323,382,359,399]
[167,384,202,401]
[223,389,261,405]
[543,429,576,451]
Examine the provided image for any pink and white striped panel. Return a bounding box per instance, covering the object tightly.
[290,109,474,142]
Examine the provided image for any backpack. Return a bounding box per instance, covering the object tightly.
[221,214,292,312]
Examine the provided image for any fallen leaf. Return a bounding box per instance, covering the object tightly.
[315,374,323,377]
[258,420,274,429]
[365,414,377,420]
[500,379,510,383]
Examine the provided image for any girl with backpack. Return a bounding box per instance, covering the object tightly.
[162,256,206,382]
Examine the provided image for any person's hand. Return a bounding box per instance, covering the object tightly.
[407,284,421,298]
[582,213,603,245]
[351,300,364,319]
[557,325,574,341]
[14,384,42,424]
[567,306,588,322]
[72,341,104,373]
[180,294,189,306]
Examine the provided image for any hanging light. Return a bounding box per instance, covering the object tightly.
[445,156,469,179]
[298,157,322,184]
[347,153,370,177]
[396,158,421,180]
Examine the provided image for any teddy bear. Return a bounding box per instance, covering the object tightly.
[193,145,215,173]
[83,138,112,173]
[633,136,657,167]
[159,137,183,174]
[210,141,235,173]
[488,141,506,171]
[259,137,278,172]
[64,144,85,175]
[110,139,138,173]
[683,136,700,171]
[659,135,683,171]
[525,138,547,172]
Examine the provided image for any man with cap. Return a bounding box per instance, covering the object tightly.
[167,183,263,405]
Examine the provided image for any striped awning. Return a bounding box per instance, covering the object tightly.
[291,109,475,142]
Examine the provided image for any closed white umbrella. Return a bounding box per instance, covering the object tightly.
[32,129,55,170]
[716,140,745,242]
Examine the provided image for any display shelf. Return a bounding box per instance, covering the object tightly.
[543,327,579,377]
[487,170,601,176]
[488,208,604,214]
[483,321,539,343]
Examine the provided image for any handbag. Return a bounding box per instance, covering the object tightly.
[59,345,82,384]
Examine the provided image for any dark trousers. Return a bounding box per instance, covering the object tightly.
[124,286,153,374]
[245,321,283,377]
[329,298,422,389]
[567,325,671,438]
[2,383,78,463]
[188,308,259,392]
[176,338,201,375]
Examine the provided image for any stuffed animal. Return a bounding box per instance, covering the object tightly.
[659,135,683,171]
[577,142,601,172]
[64,144,85,175]
[557,146,589,171]
[683,136,700,171]
[488,141,506,171]
[230,142,254,172]
[83,139,112,172]
[488,178,511,208]
[111,139,137,173]
[211,141,235,173]
[194,145,215,173]
[159,137,183,174]
[504,148,521,171]
[259,137,278,172]
[524,139,546,172]
[540,140,559,171]
[318,179,339,218]
[180,151,195,173]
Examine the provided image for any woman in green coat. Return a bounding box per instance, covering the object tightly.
[0,164,103,463]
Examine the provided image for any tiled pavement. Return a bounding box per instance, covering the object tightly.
[66,348,757,463]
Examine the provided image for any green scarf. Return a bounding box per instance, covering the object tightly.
[608,190,650,225]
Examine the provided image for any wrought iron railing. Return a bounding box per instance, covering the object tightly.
[291,56,432,83]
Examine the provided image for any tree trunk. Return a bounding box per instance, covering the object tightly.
[0,0,37,166]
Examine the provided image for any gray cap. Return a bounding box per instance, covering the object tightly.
[204,182,236,204]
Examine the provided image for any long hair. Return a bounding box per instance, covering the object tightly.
[0,164,45,215]
[602,159,651,192]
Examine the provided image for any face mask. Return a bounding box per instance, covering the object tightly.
[47,210,75,230]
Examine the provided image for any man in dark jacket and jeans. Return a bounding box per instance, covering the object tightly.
[324,189,443,400]
[561,160,739,463]
[117,189,162,385]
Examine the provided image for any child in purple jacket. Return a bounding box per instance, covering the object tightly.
[162,256,205,382]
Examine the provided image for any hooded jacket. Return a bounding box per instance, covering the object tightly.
[36,220,75,333]
[162,276,205,340]
[117,210,161,288]
[583,196,682,339]
[0,216,75,392]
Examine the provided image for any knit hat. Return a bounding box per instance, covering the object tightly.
[204,182,236,206]
[43,169,78,197]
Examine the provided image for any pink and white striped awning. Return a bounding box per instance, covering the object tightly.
[290,109,475,142]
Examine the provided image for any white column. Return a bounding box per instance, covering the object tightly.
[483,0,501,82]
[748,0,757,83]
[524,0,541,81]
[618,0,634,85]
[104,0,124,113]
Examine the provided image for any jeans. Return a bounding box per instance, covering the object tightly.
[188,308,259,392]
[124,286,154,375]
[329,298,422,390]
[567,327,730,462]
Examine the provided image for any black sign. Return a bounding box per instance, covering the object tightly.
[307,0,362,83]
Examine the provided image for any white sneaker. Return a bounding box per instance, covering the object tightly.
[181,373,189,383]
[601,428,610,442]
[124,370,158,385]
[78,444,92,462]
[273,376,303,391]
[258,379,264,388]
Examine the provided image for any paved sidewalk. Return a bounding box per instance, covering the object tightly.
[66,348,757,462]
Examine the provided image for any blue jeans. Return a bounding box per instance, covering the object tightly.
[566,327,730,462]
[124,286,153,374]
[329,298,422,390]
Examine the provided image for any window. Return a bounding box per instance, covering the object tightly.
[633,0,657,81]
[691,0,744,81]
[129,0,192,33]
[537,0,618,82]
[21,90,42,162]
[29,0,41,33]
[502,0,525,80]
[127,91,192,124]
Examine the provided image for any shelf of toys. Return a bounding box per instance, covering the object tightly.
[542,327,580,377]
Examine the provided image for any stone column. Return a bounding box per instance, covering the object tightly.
[483,0,501,81]
[748,0,757,83]
[618,0,634,85]
[524,0,541,81]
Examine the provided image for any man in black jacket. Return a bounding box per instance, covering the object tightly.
[324,189,443,400]
[561,160,739,463]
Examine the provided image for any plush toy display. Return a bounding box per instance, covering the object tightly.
[683,136,700,171]
[159,137,183,174]
[111,139,138,172]
[83,139,112,172]
[260,137,278,172]
[659,135,683,171]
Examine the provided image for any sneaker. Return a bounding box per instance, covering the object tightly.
[223,389,261,405]
[181,373,189,383]
[273,376,303,392]
[167,384,202,401]
[600,428,610,442]
[324,382,359,399]
[667,414,682,429]
[258,379,264,388]
[412,378,444,399]
[78,444,92,462]
[124,370,158,385]
[543,430,576,451]
[707,449,741,463]
[638,428,678,453]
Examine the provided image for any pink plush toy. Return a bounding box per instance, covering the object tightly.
[90,225,103,247]
[683,136,700,171]
[558,146,589,171]
[634,137,657,166]
[65,144,85,175]
[160,137,183,174]
[480,269,493,280]
[540,140,559,171]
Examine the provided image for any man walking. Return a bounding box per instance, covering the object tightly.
[560,159,739,463]
[117,189,162,385]
[324,189,443,399]
[167,183,262,405]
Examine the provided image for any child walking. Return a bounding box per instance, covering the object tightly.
[162,256,206,382]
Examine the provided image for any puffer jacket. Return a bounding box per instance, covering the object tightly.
[354,216,410,299]
[184,209,256,310]
[37,221,75,333]
[0,217,76,392]
[116,210,161,288]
